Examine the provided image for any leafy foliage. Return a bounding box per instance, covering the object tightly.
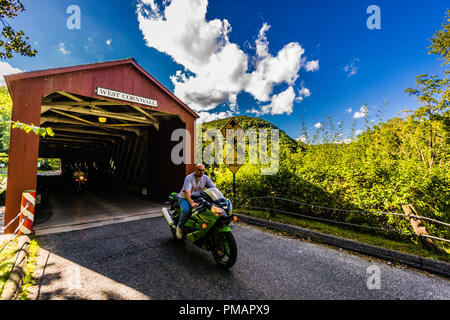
[0,85,11,151]
[199,115,302,153]
[429,9,450,66]
[0,86,54,154]
[202,111,449,248]
[198,9,450,249]
[0,0,37,59]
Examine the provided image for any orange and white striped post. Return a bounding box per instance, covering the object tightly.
[18,190,36,235]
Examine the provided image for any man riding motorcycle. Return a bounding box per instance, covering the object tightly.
[71,167,88,192]
[176,163,215,239]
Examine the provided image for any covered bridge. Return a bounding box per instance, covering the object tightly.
[3,58,198,233]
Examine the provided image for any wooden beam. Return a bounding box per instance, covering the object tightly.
[41,136,109,145]
[41,106,52,114]
[41,116,85,125]
[124,137,141,184]
[130,135,147,186]
[129,105,158,123]
[49,109,116,133]
[91,104,160,130]
[141,134,149,187]
[42,104,156,125]
[46,133,116,144]
[118,138,138,182]
[113,140,128,177]
[103,123,151,127]
[41,116,143,136]
[52,127,125,140]
[44,101,125,106]
[110,139,120,171]
[89,105,142,117]
[118,138,137,182]
[55,90,85,102]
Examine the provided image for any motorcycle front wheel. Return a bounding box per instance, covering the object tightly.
[211,231,237,268]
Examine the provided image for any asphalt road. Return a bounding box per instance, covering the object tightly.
[29,215,450,300]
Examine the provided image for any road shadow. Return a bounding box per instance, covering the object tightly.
[33,216,257,300]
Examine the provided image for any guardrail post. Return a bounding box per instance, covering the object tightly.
[18,190,35,235]
[401,204,443,253]
[270,192,276,218]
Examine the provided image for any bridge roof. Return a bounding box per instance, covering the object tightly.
[4,57,199,119]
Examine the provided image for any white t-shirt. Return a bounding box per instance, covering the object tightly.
[179,172,215,198]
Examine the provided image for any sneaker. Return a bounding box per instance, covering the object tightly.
[176,226,183,240]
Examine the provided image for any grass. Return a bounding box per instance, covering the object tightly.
[0,237,19,298]
[235,209,450,263]
[0,236,39,300]
[18,237,39,300]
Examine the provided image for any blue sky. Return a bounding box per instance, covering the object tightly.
[1,0,448,141]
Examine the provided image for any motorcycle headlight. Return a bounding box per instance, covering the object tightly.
[211,205,226,217]
[80,176,84,180]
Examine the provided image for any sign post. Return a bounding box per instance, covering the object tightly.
[220,117,244,203]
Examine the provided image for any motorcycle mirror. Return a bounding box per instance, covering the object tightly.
[225,188,232,195]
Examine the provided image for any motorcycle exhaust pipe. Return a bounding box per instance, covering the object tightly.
[162,207,175,227]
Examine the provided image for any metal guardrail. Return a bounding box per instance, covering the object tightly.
[234,196,450,244]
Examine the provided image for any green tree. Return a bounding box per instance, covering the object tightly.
[0,85,11,151]
[429,9,450,66]
[404,9,450,169]
[0,2,49,146]
[0,86,54,153]
[0,0,37,59]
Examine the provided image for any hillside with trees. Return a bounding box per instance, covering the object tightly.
[199,10,450,252]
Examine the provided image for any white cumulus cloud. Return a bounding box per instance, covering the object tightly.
[295,87,311,103]
[0,62,22,86]
[354,105,368,119]
[305,60,319,72]
[314,122,323,129]
[343,58,359,77]
[58,42,71,55]
[246,41,304,102]
[136,0,318,118]
[196,110,234,124]
[250,86,296,116]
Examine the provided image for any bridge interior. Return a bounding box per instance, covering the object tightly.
[35,90,185,229]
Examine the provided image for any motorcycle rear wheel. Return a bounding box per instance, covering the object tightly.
[211,231,237,268]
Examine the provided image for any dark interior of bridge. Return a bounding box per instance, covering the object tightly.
[35,91,185,227]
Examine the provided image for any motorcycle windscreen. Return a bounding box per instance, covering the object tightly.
[203,188,225,201]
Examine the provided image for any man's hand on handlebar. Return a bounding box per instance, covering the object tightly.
[191,202,200,208]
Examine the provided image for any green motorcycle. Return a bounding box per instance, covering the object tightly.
[161,187,238,268]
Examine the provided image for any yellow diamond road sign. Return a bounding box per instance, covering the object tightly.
[221,117,244,174]
[224,162,242,174]
[224,148,245,174]
[220,117,241,137]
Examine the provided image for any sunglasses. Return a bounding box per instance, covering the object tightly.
[197,169,205,172]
